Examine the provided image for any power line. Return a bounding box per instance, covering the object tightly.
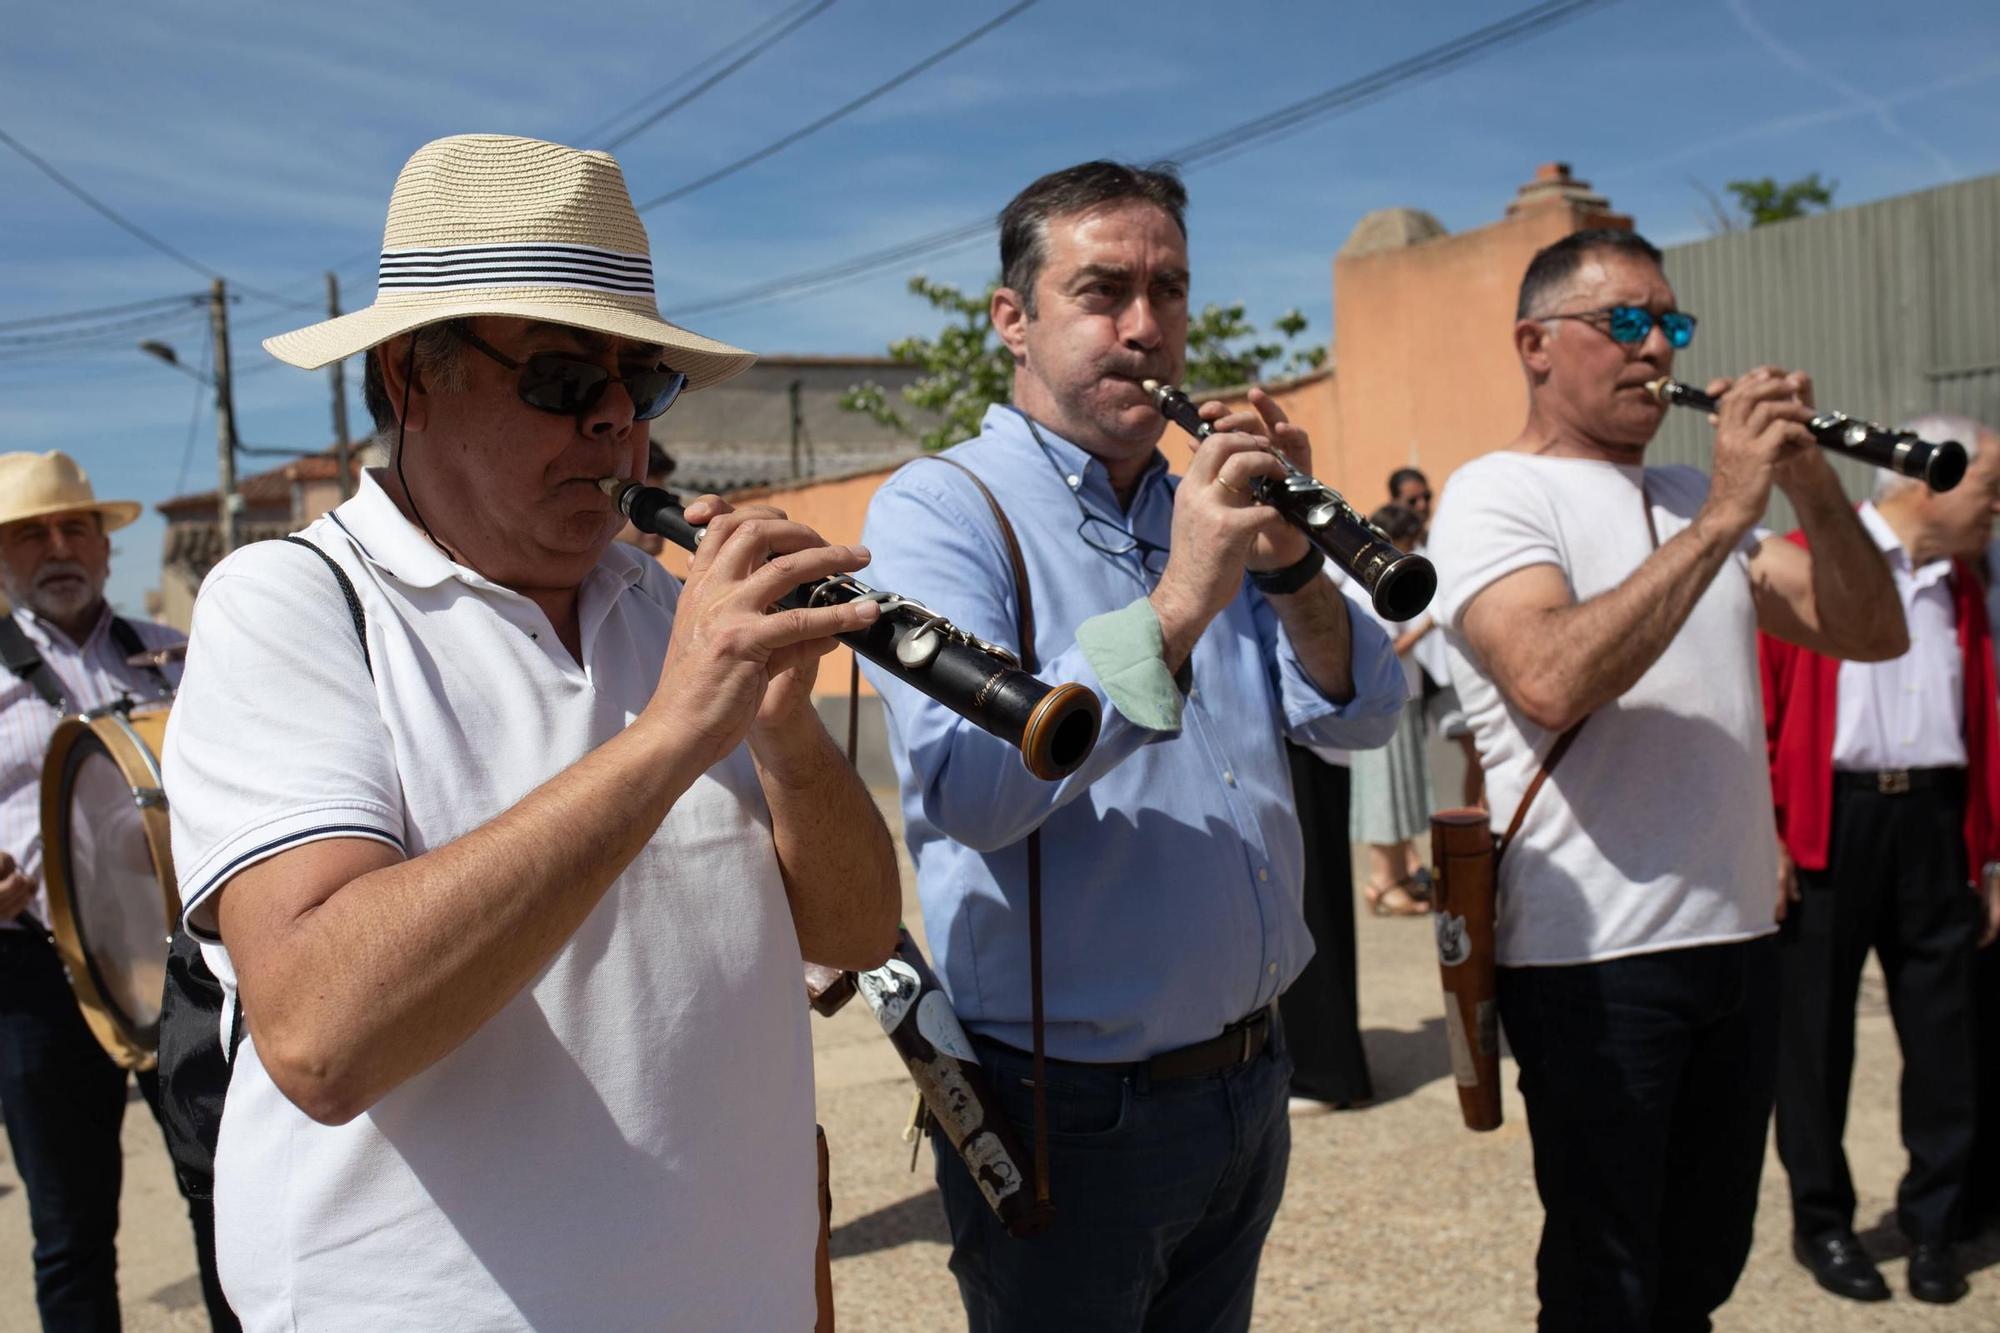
[580,1,838,149]
[172,335,214,497]
[636,0,1039,212]
[0,126,321,313]
[0,306,207,347]
[0,292,202,332]
[665,0,1610,321]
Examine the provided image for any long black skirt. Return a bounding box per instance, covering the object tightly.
[1279,742,1374,1105]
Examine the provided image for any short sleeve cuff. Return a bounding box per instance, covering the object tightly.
[1075,597,1182,733]
[177,800,404,941]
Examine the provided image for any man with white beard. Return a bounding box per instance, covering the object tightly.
[0,450,235,1330]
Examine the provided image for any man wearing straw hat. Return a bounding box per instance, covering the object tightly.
[161,134,898,1330]
[0,451,239,1331]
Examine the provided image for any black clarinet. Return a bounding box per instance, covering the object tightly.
[1142,381,1437,621]
[1646,378,1967,493]
[599,479,1101,781]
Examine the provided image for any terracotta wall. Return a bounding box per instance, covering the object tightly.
[654,465,901,698]
[1331,198,1627,512]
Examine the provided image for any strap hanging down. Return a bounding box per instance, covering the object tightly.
[908,456,1053,1215]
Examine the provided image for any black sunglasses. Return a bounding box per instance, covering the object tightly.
[455,325,688,421]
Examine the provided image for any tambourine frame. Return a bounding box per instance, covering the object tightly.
[40,704,180,1071]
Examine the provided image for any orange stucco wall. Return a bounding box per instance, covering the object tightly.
[653,466,899,697]
[1331,201,1627,510]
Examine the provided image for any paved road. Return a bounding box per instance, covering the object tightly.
[3,805,1994,1330]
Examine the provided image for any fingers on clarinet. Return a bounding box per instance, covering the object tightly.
[1250,385,1292,427]
[744,543,871,602]
[682,494,731,524]
[764,600,878,648]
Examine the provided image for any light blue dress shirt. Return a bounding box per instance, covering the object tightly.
[858,405,1405,1062]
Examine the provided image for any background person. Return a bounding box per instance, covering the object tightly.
[1762,412,2000,1305]
[0,450,235,1332]
[1348,502,1434,917]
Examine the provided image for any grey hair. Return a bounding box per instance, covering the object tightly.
[1876,411,1989,498]
[361,320,470,439]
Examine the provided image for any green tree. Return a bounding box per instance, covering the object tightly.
[841,278,1328,450]
[1725,172,1837,227]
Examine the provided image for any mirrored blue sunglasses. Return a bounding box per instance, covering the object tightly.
[1546,305,1697,350]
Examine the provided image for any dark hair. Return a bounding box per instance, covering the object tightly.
[646,440,674,482]
[999,160,1188,314]
[361,321,467,433]
[1516,229,1664,320]
[1387,467,1429,499]
[1369,502,1424,544]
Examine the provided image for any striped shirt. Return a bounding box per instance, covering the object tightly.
[1,603,182,927]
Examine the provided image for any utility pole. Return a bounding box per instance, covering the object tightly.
[209,278,242,556]
[326,271,353,498]
[788,378,805,479]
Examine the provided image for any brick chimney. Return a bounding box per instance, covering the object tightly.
[1505,162,1629,228]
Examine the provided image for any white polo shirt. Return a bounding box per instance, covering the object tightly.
[163,470,816,1331]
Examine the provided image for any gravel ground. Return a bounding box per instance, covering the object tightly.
[3,795,1994,1331]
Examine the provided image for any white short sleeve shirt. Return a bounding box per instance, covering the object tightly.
[1427,452,1779,966]
[163,471,816,1331]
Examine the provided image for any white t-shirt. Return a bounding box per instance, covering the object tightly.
[162,472,816,1331]
[1427,452,1779,966]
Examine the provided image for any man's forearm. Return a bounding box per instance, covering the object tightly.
[751,711,899,971]
[1786,469,1904,659]
[225,719,710,1123]
[1494,520,1743,732]
[1266,575,1356,702]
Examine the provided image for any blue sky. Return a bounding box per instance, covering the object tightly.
[3,0,1996,613]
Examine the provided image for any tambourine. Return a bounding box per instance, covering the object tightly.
[40,703,179,1070]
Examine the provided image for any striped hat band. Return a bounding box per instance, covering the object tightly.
[377,242,656,297]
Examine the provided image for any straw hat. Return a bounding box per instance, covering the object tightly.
[263,135,755,391]
[0,451,141,531]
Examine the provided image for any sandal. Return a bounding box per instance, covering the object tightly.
[1365,877,1431,917]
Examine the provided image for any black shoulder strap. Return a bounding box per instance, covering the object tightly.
[0,614,70,712]
[284,536,372,678]
[106,615,174,697]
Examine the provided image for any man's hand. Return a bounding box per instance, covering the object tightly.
[648,497,879,776]
[1152,395,1302,668]
[0,850,34,923]
[1698,366,1819,544]
[1775,842,1800,925]
[1197,387,1313,572]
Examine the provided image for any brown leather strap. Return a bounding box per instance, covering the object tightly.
[910,456,1052,1210]
[1496,720,1582,864]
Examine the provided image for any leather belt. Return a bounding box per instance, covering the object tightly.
[1833,765,1965,796]
[996,1004,1276,1084]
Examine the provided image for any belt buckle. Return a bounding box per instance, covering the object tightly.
[1877,769,1911,795]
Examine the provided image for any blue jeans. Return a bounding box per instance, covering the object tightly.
[934,1017,1291,1333]
[1497,937,1778,1333]
[0,927,235,1333]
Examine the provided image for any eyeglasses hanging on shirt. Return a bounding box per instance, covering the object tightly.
[1011,408,1170,583]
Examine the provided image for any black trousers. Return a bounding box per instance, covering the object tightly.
[1279,744,1373,1105]
[1498,937,1777,1333]
[1970,941,2000,1235]
[0,927,237,1333]
[1776,772,1980,1246]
